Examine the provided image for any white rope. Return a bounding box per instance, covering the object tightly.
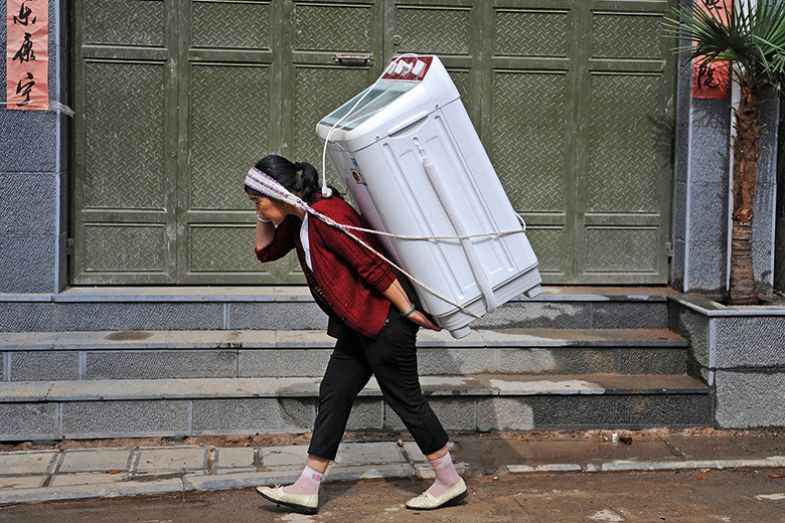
[332,214,526,240]
[246,167,529,320]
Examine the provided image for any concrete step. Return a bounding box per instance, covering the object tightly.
[0,374,711,441]
[0,286,676,332]
[0,329,689,381]
[0,373,711,441]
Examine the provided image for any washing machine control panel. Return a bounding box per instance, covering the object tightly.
[382,56,433,81]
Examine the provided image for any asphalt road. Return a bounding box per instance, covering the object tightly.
[2,468,785,522]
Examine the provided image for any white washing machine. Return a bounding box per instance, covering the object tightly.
[315,55,541,338]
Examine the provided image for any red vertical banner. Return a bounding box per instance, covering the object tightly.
[691,0,731,99]
[6,0,48,110]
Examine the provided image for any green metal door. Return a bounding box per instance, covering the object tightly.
[72,0,675,285]
[501,0,672,284]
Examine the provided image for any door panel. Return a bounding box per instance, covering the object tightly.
[486,1,575,281]
[72,0,178,284]
[575,1,675,283]
[177,1,282,284]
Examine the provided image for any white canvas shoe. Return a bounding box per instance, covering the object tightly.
[405,478,468,510]
[255,485,319,515]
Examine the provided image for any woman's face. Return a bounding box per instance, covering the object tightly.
[250,195,290,225]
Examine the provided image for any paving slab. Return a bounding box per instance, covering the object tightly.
[59,448,132,473]
[49,473,129,487]
[259,445,308,469]
[135,447,207,474]
[402,442,427,463]
[215,447,256,471]
[331,442,405,467]
[0,476,45,490]
[0,451,56,475]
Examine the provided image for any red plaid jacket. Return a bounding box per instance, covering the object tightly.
[255,195,395,338]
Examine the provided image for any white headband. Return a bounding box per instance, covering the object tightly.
[244,167,311,213]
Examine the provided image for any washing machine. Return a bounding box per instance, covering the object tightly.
[315,55,541,338]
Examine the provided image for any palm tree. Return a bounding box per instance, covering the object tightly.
[664,0,785,304]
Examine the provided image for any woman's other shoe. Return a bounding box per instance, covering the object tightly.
[405,477,468,510]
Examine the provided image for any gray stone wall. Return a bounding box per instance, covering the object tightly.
[0,0,68,293]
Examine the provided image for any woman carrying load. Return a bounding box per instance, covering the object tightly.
[245,154,467,515]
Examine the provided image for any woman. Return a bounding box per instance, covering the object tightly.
[246,155,467,515]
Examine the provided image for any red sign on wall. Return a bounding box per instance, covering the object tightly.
[691,0,731,100]
[6,0,48,110]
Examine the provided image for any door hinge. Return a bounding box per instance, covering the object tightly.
[665,241,673,258]
[66,238,74,256]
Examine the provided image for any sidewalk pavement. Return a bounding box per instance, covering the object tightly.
[1,430,784,506]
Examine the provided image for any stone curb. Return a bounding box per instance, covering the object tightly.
[0,441,424,507]
[506,455,785,474]
[0,464,420,507]
[0,478,185,506]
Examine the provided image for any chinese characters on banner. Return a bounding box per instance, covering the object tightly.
[6,0,48,110]
[691,0,731,99]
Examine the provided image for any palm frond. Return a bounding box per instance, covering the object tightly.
[663,0,785,88]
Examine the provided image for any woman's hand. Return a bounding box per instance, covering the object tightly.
[406,309,441,331]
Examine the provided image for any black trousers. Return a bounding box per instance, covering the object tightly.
[307,306,450,460]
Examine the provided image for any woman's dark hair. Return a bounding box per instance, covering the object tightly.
[244,154,342,204]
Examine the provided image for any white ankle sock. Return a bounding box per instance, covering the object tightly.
[283,465,323,495]
[426,451,461,498]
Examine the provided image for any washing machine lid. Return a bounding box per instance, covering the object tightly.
[319,81,417,132]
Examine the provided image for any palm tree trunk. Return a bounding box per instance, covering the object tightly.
[728,79,762,305]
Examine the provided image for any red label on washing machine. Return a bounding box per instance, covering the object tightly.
[382,56,433,81]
